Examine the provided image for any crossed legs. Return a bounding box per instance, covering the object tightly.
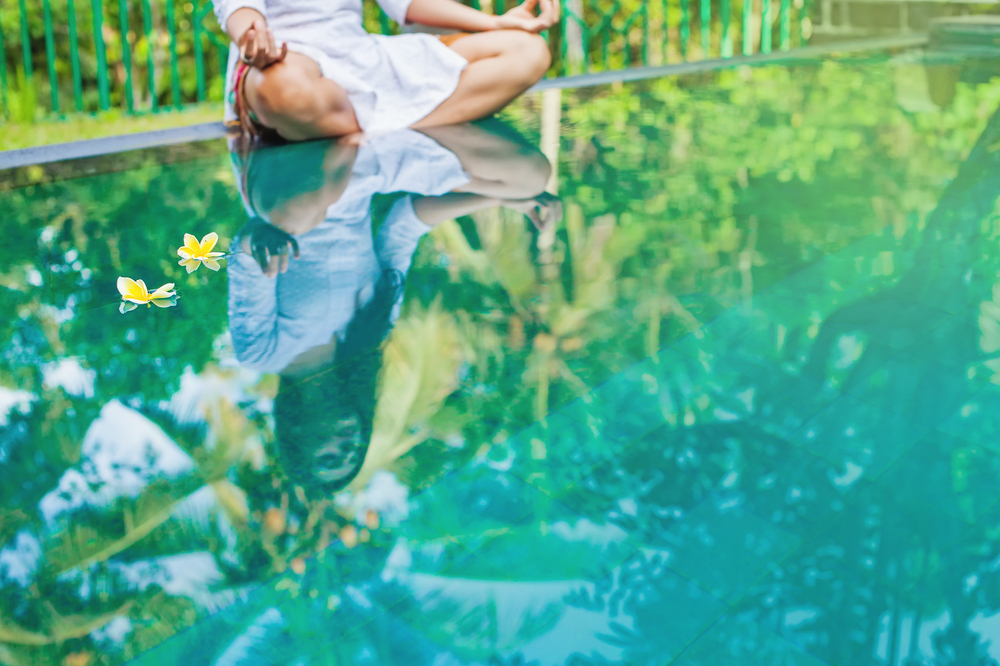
[413,31,551,129]
[242,30,550,141]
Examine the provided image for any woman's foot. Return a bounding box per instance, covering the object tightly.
[502,192,562,231]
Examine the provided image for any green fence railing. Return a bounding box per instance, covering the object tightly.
[0,0,810,121]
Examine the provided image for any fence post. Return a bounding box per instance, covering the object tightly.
[800,0,811,45]
[67,0,84,111]
[43,0,60,113]
[166,0,181,108]
[92,0,111,110]
[642,2,650,66]
[19,0,34,84]
[662,0,669,64]
[780,0,790,49]
[0,20,7,117]
[563,0,586,74]
[141,0,158,111]
[700,0,710,57]
[721,0,732,57]
[680,0,690,58]
[118,0,135,111]
[742,0,752,54]
[193,0,206,101]
[761,0,772,52]
[600,7,609,68]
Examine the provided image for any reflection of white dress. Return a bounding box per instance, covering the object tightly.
[214,0,468,133]
[227,130,470,374]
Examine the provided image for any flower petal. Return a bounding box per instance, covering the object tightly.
[151,296,178,308]
[203,257,222,272]
[119,301,138,314]
[123,297,147,305]
[183,259,199,273]
[117,276,142,299]
[183,233,199,250]
[178,247,193,259]
[200,232,219,253]
[150,283,176,299]
[206,252,226,258]
[134,279,149,298]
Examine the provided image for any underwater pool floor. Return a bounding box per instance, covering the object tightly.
[2,48,1000,666]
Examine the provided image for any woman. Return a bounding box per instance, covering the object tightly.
[229,123,559,496]
[213,0,559,140]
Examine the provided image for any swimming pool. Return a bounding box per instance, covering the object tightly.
[2,45,1000,666]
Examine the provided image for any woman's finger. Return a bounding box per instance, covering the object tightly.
[255,246,270,272]
[288,237,300,258]
[278,247,291,274]
[277,41,288,63]
[247,31,259,63]
[266,29,278,60]
[265,252,281,278]
[543,0,559,23]
[520,0,540,13]
[252,244,267,270]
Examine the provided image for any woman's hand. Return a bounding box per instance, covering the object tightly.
[239,219,300,277]
[495,0,560,33]
[238,18,288,70]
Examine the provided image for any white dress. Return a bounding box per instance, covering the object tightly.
[214,0,469,133]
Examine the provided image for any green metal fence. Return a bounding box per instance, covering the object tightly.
[0,0,810,121]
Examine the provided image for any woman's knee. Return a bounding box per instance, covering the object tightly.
[249,63,321,121]
[520,151,552,195]
[510,33,551,84]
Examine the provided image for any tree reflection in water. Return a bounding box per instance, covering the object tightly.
[1,56,1000,666]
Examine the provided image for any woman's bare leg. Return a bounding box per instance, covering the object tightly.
[417,123,551,199]
[414,122,560,229]
[243,52,361,141]
[412,30,551,129]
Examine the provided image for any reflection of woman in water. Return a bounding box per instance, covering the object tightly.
[228,123,559,497]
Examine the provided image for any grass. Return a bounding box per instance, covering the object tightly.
[0,104,225,152]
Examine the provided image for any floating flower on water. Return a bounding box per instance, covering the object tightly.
[177,232,225,273]
[117,277,177,313]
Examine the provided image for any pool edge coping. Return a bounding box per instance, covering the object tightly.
[0,32,929,172]
[531,32,930,91]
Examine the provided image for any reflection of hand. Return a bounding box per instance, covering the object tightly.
[495,0,560,34]
[239,219,300,278]
[238,18,288,70]
[502,192,563,231]
[337,132,368,148]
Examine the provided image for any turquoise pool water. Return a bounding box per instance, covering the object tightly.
[2,49,1000,665]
